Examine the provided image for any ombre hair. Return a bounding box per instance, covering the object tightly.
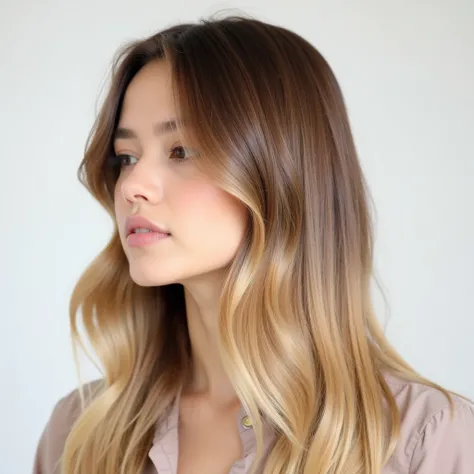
[62,11,471,474]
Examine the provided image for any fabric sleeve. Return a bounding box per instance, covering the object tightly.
[32,395,69,474]
[409,399,474,473]
[32,380,103,473]
[33,418,49,474]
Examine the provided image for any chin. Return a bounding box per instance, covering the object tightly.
[128,264,178,287]
[130,271,168,287]
[130,275,158,287]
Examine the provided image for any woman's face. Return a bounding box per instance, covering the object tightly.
[113,60,248,287]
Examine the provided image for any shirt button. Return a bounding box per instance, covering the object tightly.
[241,415,253,429]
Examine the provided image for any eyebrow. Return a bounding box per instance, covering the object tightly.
[113,118,186,141]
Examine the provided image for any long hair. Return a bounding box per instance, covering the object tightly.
[62,12,470,474]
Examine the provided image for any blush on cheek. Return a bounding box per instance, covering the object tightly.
[178,183,247,241]
[179,178,221,201]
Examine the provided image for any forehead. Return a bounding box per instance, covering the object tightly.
[119,60,175,122]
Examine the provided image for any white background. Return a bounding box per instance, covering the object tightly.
[1,1,473,472]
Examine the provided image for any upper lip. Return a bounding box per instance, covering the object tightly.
[125,215,170,236]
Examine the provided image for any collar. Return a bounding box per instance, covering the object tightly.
[149,383,276,471]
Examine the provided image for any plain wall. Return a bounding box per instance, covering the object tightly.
[1,1,473,472]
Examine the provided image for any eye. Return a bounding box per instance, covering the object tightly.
[117,154,137,167]
[107,153,137,169]
[107,145,198,170]
[169,145,197,162]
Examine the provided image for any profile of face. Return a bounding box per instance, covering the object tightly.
[113,60,248,287]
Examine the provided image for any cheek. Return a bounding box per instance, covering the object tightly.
[176,183,247,248]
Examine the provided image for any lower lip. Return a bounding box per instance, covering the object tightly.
[127,231,171,247]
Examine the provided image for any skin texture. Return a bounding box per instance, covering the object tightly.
[114,59,248,407]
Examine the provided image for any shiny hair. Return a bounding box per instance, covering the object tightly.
[62,11,470,474]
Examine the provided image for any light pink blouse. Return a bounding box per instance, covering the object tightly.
[33,372,474,473]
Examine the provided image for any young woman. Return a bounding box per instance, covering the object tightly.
[33,13,474,474]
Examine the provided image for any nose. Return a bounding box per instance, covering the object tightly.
[120,160,162,205]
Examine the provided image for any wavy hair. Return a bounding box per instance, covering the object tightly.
[61,11,470,474]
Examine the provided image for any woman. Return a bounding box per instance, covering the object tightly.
[33,13,474,474]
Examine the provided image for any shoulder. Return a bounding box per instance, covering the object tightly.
[33,378,104,474]
[381,371,474,473]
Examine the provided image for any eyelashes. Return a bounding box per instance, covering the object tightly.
[109,154,137,168]
[107,145,198,169]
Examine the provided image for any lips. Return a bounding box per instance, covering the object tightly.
[125,215,170,237]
